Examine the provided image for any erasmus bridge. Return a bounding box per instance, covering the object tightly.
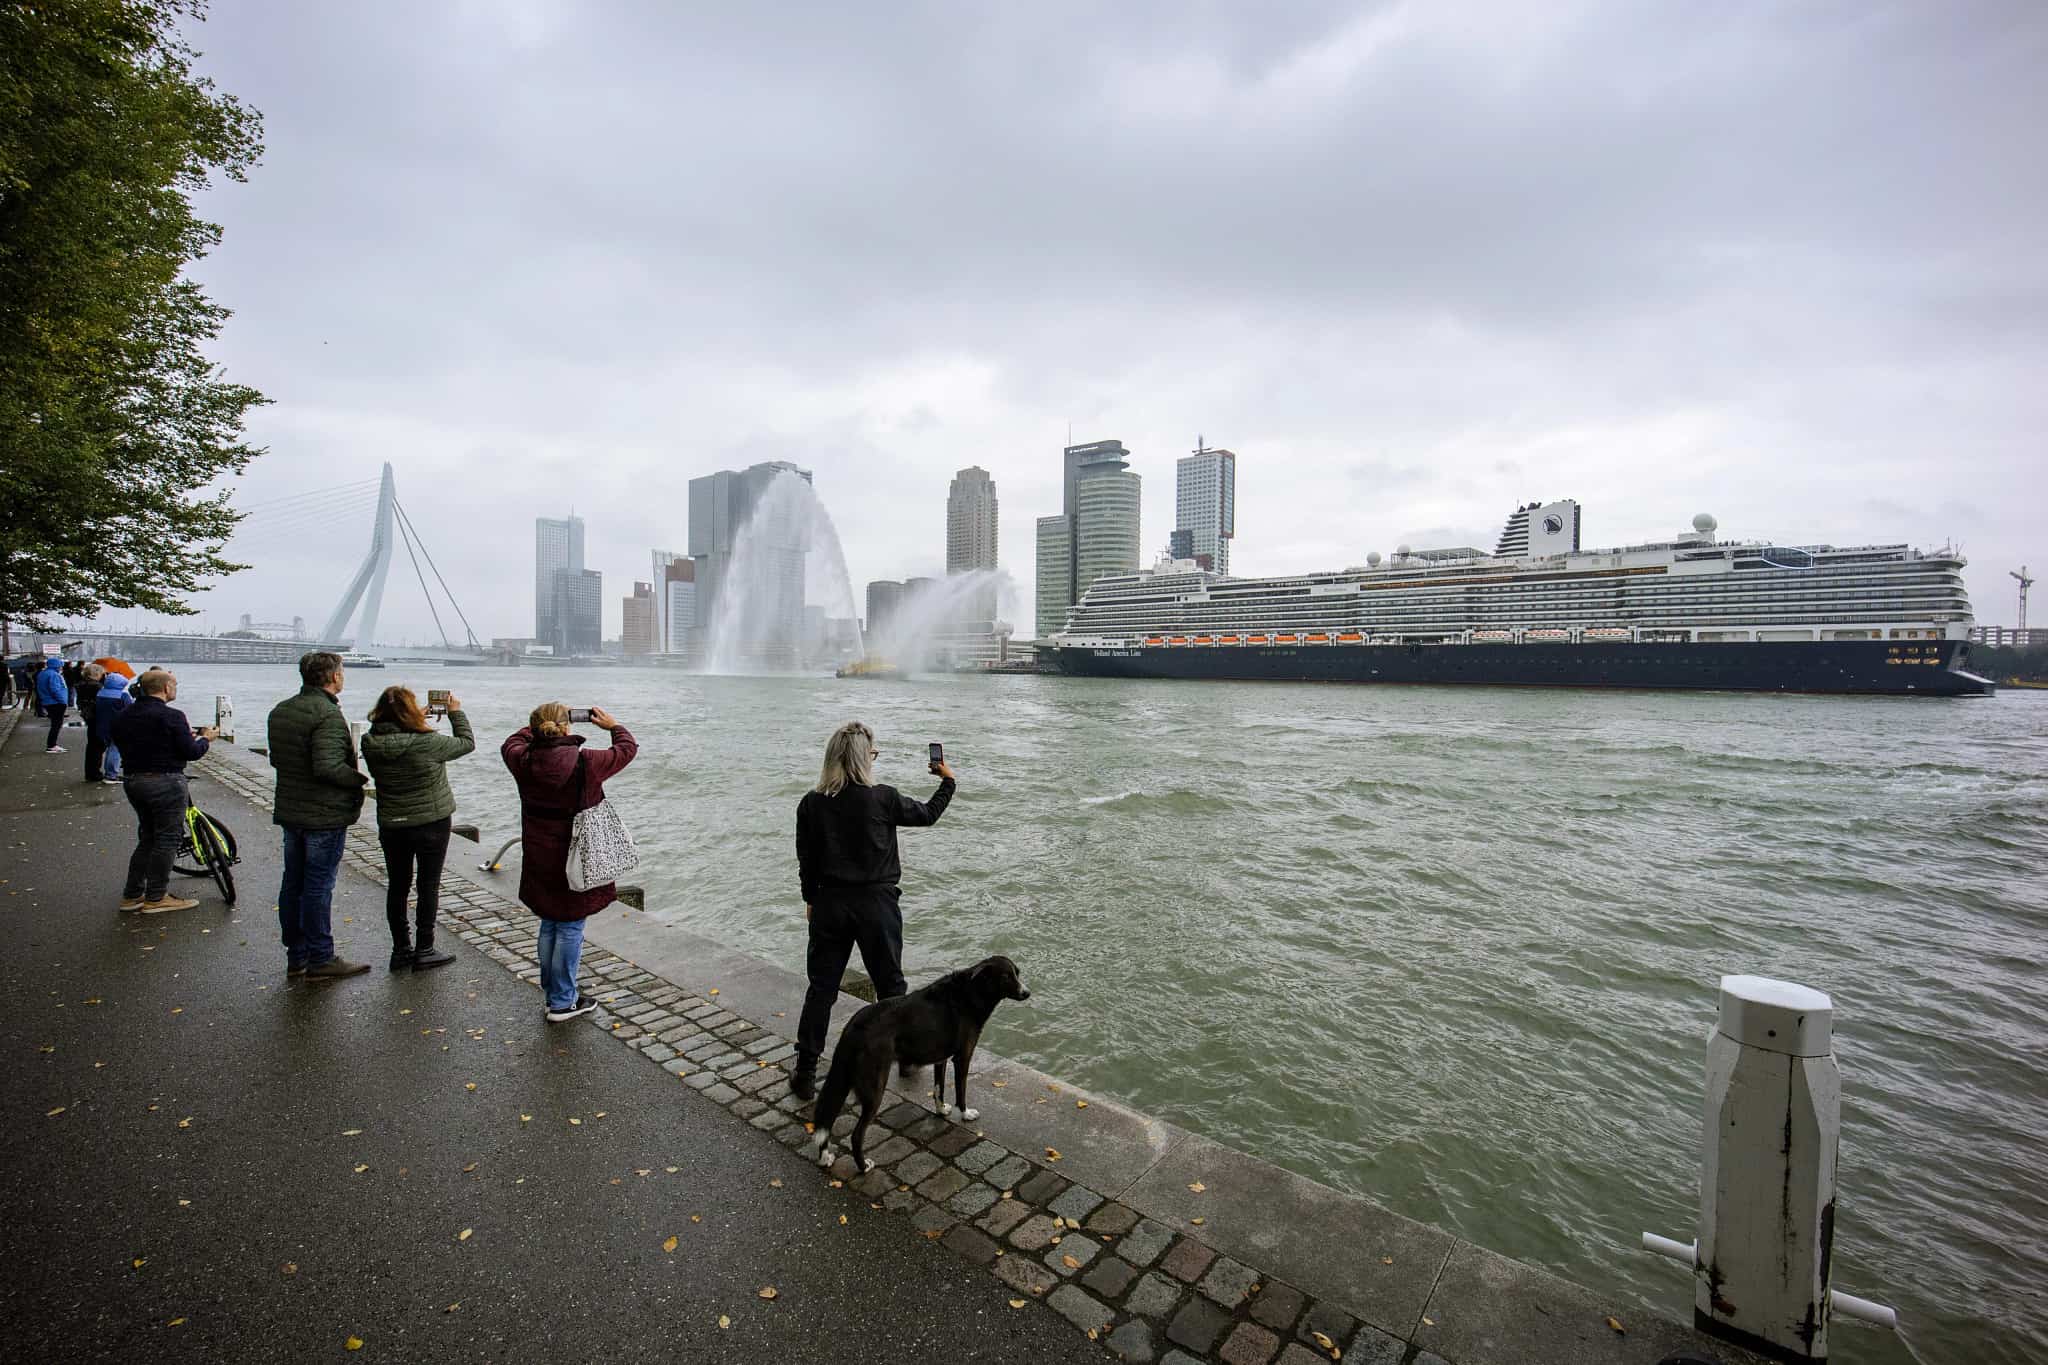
[56,464,501,665]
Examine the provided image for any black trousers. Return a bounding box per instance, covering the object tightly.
[797,885,907,1062]
[43,703,66,748]
[84,729,107,782]
[379,818,451,949]
[123,773,188,900]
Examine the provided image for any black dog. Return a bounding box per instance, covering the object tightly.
[810,955,1031,1172]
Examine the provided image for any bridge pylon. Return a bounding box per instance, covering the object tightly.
[320,463,395,647]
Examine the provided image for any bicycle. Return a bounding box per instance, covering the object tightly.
[172,795,239,906]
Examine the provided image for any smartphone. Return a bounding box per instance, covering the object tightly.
[928,742,944,766]
[568,708,593,724]
[427,689,451,716]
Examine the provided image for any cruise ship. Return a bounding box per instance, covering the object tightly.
[1046,501,1994,696]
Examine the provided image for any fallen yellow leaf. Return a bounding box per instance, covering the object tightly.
[595,1111,607,1118]
[399,1009,412,1016]
[665,1166,679,1173]
[838,1214,848,1225]
[569,1117,582,1126]
[992,1080,1007,1088]
[464,1083,477,1092]
[168,1317,186,1326]
[177,1199,190,1207]
[342,1128,363,1136]
[520,1114,532,1123]
[177,1117,192,1129]
[353,1164,369,1174]
[445,1303,460,1313]
[769,1178,783,1188]
[718,1315,730,1330]
[1191,1216,1206,1226]
[283,1263,297,1275]
[1188,1181,1207,1193]
[1062,1254,1081,1269]
[707,989,719,996]
[1313,1331,1336,1351]
[758,1286,777,1300]
[1076,1100,1088,1109]
[1045,1147,1061,1161]
[690,1214,702,1223]
[346,1337,364,1351]
[462,1163,478,1174]
[1008,1298,1026,1309]
[635,1169,651,1177]
[457,1228,472,1242]
[169,1007,183,1015]
[45,1107,64,1117]
[1381,1256,1394,1265]
[663,1235,678,1253]
[1606,1316,1626,1334]
[132,1258,146,1269]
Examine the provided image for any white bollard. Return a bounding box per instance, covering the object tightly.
[1697,975,1840,1361]
[213,695,234,742]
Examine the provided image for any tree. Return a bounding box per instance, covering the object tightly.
[0,0,267,645]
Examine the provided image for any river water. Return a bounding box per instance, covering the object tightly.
[157,662,2047,1362]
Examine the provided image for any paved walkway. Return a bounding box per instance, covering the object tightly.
[0,708,1097,1364]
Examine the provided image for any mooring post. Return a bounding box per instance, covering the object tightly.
[1698,975,1841,1359]
[213,695,234,743]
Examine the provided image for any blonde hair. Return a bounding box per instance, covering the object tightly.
[531,701,571,740]
[815,721,876,795]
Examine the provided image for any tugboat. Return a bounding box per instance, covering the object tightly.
[835,657,906,680]
[340,651,386,669]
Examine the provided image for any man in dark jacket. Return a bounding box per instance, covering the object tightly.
[109,670,216,913]
[267,651,370,980]
[789,720,956,1099]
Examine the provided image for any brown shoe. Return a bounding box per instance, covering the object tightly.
[140,895,199,914]
[118,897,145,912]
[303,958,370,980]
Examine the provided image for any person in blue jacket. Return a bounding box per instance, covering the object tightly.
[33,657,72,753]
[93,671,135,784]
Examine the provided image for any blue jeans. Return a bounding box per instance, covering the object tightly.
[278,826,349,968]
[535,918,586,1011]
[104,743,121,780]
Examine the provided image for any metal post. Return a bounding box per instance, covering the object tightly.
[214,695,234,742]
[1698,976,1842,1360]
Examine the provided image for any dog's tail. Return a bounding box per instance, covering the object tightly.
[809,1034,857,1155]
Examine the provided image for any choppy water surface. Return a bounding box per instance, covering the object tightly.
[170,663,2048,1362]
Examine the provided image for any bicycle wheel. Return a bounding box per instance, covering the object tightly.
[174,808,238,878]
[192,812,237,906]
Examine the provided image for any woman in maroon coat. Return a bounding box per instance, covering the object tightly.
[501,702,637,1021]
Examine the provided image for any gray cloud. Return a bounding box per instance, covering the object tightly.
[122,0,2044,644]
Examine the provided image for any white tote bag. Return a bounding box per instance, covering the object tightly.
[565,753,640,892]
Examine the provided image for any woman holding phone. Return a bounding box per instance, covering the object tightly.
[789,721,956,1100]
[502,703,637,1022]
[361,686,475,970]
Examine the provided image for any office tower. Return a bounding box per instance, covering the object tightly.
[535,514,585,644]
[1036,440,1139,638]
[663,558,698,655]
[623,582,658,657]
[551,567,602,656]
[1073,444,1140,604]
[1035,515,1072,637]
[651,549,682,650]
[687,461,812,665]
[1173,443,1236,573]
[866,580,903,640]
[947,466,999,623]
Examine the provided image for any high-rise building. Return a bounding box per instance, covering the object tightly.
[946,467,998,574]
[1036,440,1140,638]
[866,580,904,640]
[1173,443,1236,574]
[1034,515,1072,638]
[651,549,682,650]
[622,581,658,657]
[662,557,698,655]
[688,461,812,666]
[946,466,999,624]
[535,514,585,645]
[550,567,602,657]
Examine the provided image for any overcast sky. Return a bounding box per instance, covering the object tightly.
[128,0,2045,644]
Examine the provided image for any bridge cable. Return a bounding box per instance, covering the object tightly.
[394,499,482,649]
[392,508,452,649]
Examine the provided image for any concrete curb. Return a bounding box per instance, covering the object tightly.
[190,740,1762,1365]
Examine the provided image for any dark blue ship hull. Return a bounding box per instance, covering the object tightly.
[1048,639,1995,696]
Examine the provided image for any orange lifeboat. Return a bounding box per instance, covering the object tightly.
[1144,636,1166,647]
[1274,633,1299,644]
[1219,635,1241,646]
[1305,633,1331,644]
[1336,632,1364,643]
[1193,635,1214,645]
[1168,636,1189,646]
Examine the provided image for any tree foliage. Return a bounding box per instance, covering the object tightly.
[0,0,266,628]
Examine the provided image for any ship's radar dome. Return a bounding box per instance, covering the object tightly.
[1693,512,1718,536]
[1366,551,1382,567]
[1395,543,1411,558]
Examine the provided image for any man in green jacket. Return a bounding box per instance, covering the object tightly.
[268,651,370,980]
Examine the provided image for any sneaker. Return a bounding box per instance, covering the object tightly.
[287,963,307,979]
[103,777,123,786]
[303,958,371,980]
[118,896,145,912]
[788,1054,819,1101]
[389,947,415,972]
[544,994,596,1023]
[139,895,198,914]
[45,745,65,754]
[411,946,455,971]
